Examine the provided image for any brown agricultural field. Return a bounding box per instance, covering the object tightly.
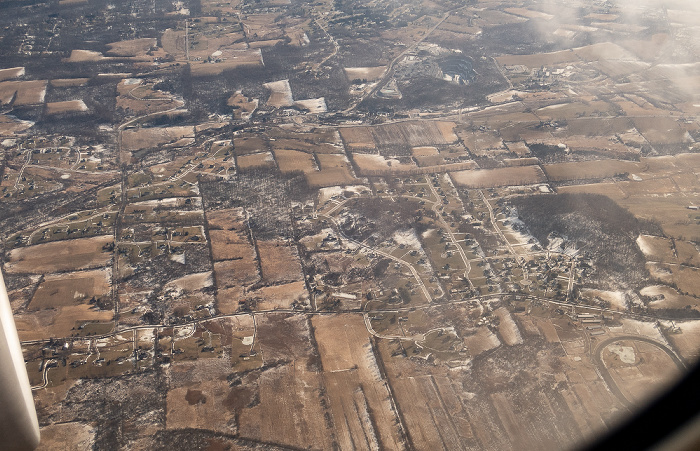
[316,153,352,171]
[504,7,554,20]
[339,126,375,149]
[312,314,405,450]
[236,151,275,170]
[166,367,236,435]
[496,49,579,67]
[235,314,335,448]
[0,80,47,105]
[463,326,501,356]
[412,146,439,157]
[189,51,263,76]
[460,130,507,155]
[306,168,358,187]
[206,207,247,230]
[209,232,255,261]
[257,241,303,284]
[29,269,111,310]
[372,121,457,147]
[341,121,457,149]
[451,166,546,188]
[49,78,89,87]
[45,100,88,115]
[263,79,294,107]
[5,235,113,274]
[543,160,640,182]
[14,304,113,340]
[0,66,24,81]
[216,287,246,314]
[632,117,695,145]
[344,66,386,82]
[274,149,317,174]
[558,117,635,137]
[573,42,638,62]
[0,114,34,134]
[667,320,700,363]
[34,422,94,451]
[121,126,194,152]
[637,235,677,263]
[247,280,307,310]
[106,38,157,57]
[213,258,260,288]
[233,135,267,155]
[165,271,214,293]
[353,153,417,173]
[534,101,619,121]
[64,50,105,62]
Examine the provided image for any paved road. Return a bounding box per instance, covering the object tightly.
[427,176,474,288]
[319,213,434,304]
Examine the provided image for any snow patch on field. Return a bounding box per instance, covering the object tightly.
[494,307,523,345]
[613,318,668,345]
[318,185,370,203]
[263,79,294,107]
[131,197,202,208]
[582,289,627,310]
[166,271,213,292]
[294,97,327,114]
[636,234,654,256]
[392,229,421,249]
[0,67,25,81]
[607,344,635,364]
[547,233,578,256]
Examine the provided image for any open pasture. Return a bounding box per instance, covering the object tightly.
[263,79,294,107]
[0,80,47,105]
[257,241,303,284]
[236,151,275,170]
[312,314,404,450]
[5,235,113,274]
[29,269,111,310]
[543,160,639,182]
[451,166,545,188]
[45,100,88,115]
[121,126,194,152]
[274,149,317,174]
[344,66,386,82]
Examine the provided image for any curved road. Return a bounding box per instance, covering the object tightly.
[592,335,686,409]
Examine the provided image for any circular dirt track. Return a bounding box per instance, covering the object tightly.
[592,335,686,409]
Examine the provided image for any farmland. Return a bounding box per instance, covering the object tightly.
[1,0,698,448]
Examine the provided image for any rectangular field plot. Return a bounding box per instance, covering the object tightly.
[257,240,303,284]
[496,49,579,67]
[312,314,404,450]
[5,235,114,274]
[341,121,457,149]
[274,149,317,174]
[209,230,255,261]
[121,126,194,152]
[29,269,111,310]
[236,151,275,170]
[213,257,259,288]
[451,166,545,188]
[14,304,113,341]
[543,160,640,182]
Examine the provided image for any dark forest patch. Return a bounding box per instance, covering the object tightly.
[511,193,662,290]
